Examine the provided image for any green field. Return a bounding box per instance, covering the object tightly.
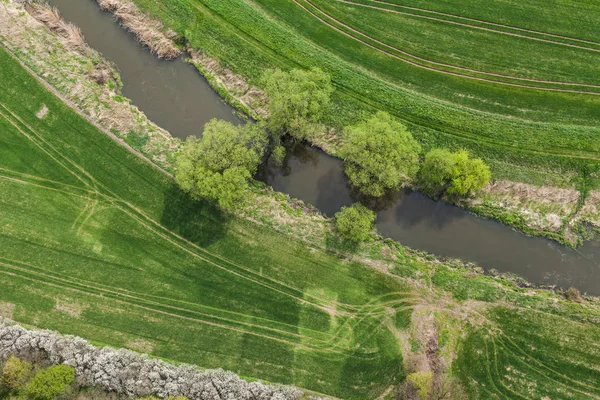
[0,46,413,398]
[2,36,600,399]
[126,0,600,186]
[455,307,600,399]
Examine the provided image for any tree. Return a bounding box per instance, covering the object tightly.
[176,119,268,208]
[334,203,376,242]
[262,67,333,142]
[24,365,75,400]
[420,148,490,196]
[1,355,32,393]
[419,148,455,190]
[448,150,491,196]
[341,112,421,197]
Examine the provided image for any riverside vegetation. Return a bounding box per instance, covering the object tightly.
[116,0,600,245]
[1,1,600,399]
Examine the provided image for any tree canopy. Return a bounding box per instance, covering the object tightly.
[420,148,491,196]
[1,356,31,393]
[24,365,75,400]
[262,67,333,142]
[341,112,421,197]
[175,119,268,208]
[334,203,377,243]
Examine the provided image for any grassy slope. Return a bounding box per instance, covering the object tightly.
[126,0,600,187]
[455,307,600,399]
[0,46,412,399]
[2,39,600,399]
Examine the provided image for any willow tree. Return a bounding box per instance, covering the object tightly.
[262,67,332,161]
[341,111,421,197]
[175,119,268,208]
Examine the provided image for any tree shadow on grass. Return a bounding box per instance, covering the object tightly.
[160,183,229,248]
[325,231,360,254]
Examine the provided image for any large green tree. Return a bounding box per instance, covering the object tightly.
[334,203,377,243]
[341,112,421,197]
[175,119,268,208]
[262,67,333,145]
[420,148,491,196]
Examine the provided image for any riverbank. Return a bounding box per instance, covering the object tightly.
[2,2,600,398]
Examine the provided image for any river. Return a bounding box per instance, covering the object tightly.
[50,0,600,294]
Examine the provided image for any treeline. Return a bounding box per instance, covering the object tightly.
[175,68,490,243]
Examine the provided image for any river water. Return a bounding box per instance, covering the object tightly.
[50,0,600,294]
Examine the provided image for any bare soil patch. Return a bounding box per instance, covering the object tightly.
[0,302,15,319]
[55,297,87,317]
[36,104,48,118]
[126,338,154,354]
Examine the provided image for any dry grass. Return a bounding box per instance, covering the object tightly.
[29,3,85,50]
[472,180,581,232]
[126,338,154,354]
[188,49,269,117]
[96,0,181,59]
[484,180,580,210]
[576,190,600,226]
[55,297,86,317]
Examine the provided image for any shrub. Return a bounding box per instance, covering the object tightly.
[406,371,433,400]
[1,355,32,392]
[565,287,583,303]
[24,364,75,400]
[334,203,377,243]
[262,67,332,142]
[421,149,490,197]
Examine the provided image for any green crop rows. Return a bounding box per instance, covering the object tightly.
[127,0,600,186]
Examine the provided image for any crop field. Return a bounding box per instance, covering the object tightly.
[0,46,417,399]
[128,0,600,185]
[454,307,600,399]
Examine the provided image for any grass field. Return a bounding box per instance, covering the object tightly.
[2,39,600,399]
[454,307,600,399]
[0,46,415,399]
[124,0,600,187]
